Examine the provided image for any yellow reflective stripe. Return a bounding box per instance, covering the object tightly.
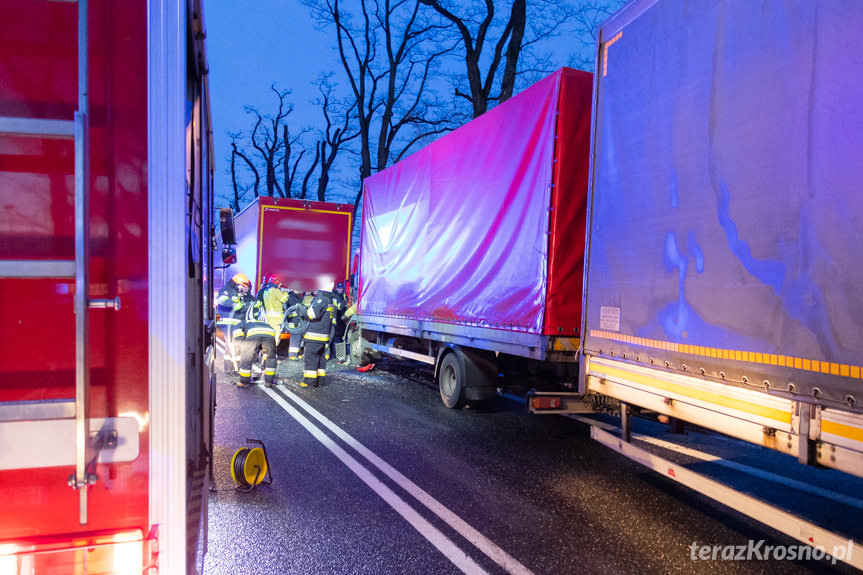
[304,332,329,342]
[317,369,326,376]
[822,420,863,443]
[551,337,579,352]
[221,318,242,325]
[264,369,276,376]
[307,307,317,319]
[234,330,245,338]
[593,363,792,424]
[246,327,275,338]
[589,330,863,378]
[303,371,318,378]
[239,369,251,377]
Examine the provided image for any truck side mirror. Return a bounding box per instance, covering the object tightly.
[219,208,236,245]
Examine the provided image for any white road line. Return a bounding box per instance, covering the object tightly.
[275,387,536,575]
[568,415,863,510]
[261,387,489,575]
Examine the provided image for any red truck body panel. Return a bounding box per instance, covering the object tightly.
[224,197,353,292]
[359,68,592,338]
[1,1,213,571]
[0,0,150,541]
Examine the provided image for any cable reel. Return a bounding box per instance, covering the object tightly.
[230,439,273,492]
[281,304,309,335]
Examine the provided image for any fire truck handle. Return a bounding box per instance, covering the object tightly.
[89,296,121,310]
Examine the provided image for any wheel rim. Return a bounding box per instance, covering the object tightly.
[442,363,457,398]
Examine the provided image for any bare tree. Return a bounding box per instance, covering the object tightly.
[303,0,459,221]
[300,145,321,200]
[419,0,574,118]
[567,0,626,71]
[229,137,260,212]
[244,85,296,197]
[282,124,312,197]
[314,76,360,201]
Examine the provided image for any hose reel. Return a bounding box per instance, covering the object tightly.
[281,304,309,335]
[230,439,272,492]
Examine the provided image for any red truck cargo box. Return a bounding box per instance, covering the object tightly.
[359,68,592,336]
[223,197,353,292]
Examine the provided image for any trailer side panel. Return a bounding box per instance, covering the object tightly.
[584,0,863,404]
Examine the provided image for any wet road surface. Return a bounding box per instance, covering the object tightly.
[203,354,862,575]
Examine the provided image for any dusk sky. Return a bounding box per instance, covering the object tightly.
[206,1,614,210]
[207,1,346,207]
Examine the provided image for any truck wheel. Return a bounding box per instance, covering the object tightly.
[348,324,364,365]
[439,353,466,409]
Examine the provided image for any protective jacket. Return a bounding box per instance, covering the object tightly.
[255,281,289,333]
[216,279,254,373]
[217,280,253,323]
[304,290,334,343]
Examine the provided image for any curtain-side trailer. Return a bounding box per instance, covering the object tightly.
[351,68,593,408]
[0,1,216,573]
[582,0,863,478]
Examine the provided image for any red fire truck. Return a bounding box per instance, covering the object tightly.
[1,1,215,573]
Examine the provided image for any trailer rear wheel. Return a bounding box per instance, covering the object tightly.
[439,353,466,408]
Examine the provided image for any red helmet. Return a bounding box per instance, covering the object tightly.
[263,274,281,287]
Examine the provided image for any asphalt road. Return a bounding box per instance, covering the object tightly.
[203,354,862,575]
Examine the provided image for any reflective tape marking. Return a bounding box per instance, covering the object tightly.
[589,330,863,379]
[591,362,792,424]
[822,420,863,444]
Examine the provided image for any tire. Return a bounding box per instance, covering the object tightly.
[438,353,466,409]
[348,324,382,365]
[347,323,364,365]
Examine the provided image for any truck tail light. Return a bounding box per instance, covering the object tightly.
[532,396,562,410]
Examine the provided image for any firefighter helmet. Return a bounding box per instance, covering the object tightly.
[263,274,281,287]
[232,273,251,288]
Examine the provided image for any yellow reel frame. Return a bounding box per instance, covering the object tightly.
[230,439,273,492]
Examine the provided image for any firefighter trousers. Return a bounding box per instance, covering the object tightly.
[218,323,244,373]
[239,336,278,386]
[302,339,327,387]
[288,332,303,360]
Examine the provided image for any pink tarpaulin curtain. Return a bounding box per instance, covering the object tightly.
[359,72,562,334]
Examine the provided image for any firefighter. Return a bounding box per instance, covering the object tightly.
[236,317,279,389]
[340,303,358,365]
[330,282,348,360]
[284,286,305,360]
[301,281,335,387]
[216,273,254,373]
[254,274,289,341]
